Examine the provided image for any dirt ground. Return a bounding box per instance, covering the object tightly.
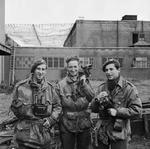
[129,136,150,149]
[0,79,150,148]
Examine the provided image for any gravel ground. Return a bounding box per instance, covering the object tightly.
[129,136,150,149]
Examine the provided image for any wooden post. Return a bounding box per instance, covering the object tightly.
[143,114,150,138]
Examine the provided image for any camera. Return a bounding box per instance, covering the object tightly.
[32,94,48,117]
[33,104,47,117]
[96,91,123,132]
[96,91,113,110]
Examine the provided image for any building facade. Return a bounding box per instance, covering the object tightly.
[64,15,150,47]
[9,47,150,84]
[5,15,150,85]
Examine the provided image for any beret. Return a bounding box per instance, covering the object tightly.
[31,58,47,73]
[66,56,79,64]
[102,59,120,72]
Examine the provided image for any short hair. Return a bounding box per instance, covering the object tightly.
[31,58,47,73]
[102,59,120,72]
[66,56,79,64]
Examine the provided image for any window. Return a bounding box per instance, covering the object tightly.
[132,32,145,44]
[54,57,59,68]
[102,57,123,67]
[48,57,53,68]
[59,57,64,68]
[42,57,65,69]
[79,57,95,67]
[15,56,65,69]
[15,56,22,68]
[15,56,34,69]
[132,57,150,68]
[139,33,145,39]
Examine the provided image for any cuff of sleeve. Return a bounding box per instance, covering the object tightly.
[116,107,127,118]
[81,80,89,87]
[47,116,57,127]
[116,108,122,116]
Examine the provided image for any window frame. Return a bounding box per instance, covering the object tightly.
[132,57,150,68]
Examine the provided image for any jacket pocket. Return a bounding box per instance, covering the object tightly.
[16,122,30,142]
[62,116,77,132]
[113,119,124,132]
[78,117,92,130]
[111,128,126,140]
[111,120,127,140]
[16,121,51,146]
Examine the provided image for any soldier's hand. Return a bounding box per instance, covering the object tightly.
[79,75,86,84]
[107,108,117,116]
[97,91,108,101]
[43,118,50,129]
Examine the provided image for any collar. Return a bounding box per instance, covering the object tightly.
[106,76,124,90]
[117,76,125,89]
[66,75,79,84]
[29,75,48,91]
[104,76,125,96]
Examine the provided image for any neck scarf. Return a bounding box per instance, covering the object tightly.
[107,75,120,92]
[67,73,79,84]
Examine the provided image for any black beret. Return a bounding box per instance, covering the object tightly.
[102,59,120,72]
[31,58,47,73]
[66,56,79,64]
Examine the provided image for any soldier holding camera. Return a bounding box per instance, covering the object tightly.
[57,56,95,149]
[91,59,142,149]
[10,58,62,149]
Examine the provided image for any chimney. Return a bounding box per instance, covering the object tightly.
[122,15,137,21]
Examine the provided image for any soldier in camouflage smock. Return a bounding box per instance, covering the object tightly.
[57,56,95,149]
[91,59,142,149]
[10,58,62,149]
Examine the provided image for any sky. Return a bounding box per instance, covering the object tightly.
[5,0,150,24]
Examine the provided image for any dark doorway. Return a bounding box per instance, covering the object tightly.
[132,33,138,44]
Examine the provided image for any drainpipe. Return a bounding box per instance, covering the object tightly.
[2,56,4,81]
[9,41,15,85]
[12,44,15,85]
[142,21,144,32]
[116,20,119,47]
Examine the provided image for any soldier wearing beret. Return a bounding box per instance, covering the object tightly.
[56,56,95,149]
[10,58,62,149]
[91,59,142,149]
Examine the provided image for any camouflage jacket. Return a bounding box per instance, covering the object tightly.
[57,76,95,133]
[91,76,142,144]
[10,76,62,148]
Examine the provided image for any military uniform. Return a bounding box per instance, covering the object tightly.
[91,76,142,149]
[11,76,62,149]
[57,76,95,149]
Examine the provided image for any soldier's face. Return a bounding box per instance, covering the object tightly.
[34,64,47,81]
[104,63,120,80]
[67,60,79,77]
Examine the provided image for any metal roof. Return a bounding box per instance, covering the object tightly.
[133,38,150,47]
[0,43,11,55]
[5,24,73,47]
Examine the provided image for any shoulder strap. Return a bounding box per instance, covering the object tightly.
[46,84,53,104]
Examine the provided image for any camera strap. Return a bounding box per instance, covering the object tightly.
[70,82,78,102]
